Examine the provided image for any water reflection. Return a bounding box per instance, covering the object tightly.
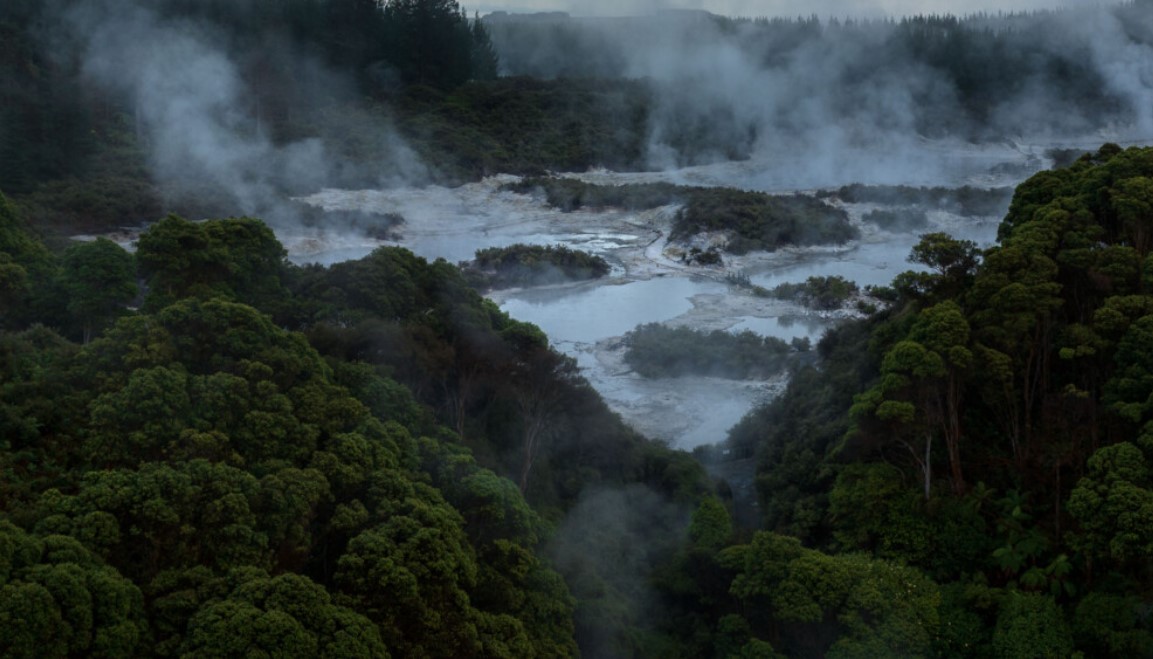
[500,276,727,343]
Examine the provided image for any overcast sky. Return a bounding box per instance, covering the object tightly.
[470,0,1117,19]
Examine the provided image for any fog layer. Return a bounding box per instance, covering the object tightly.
[487,6,1153,181]
[58,0,425,224]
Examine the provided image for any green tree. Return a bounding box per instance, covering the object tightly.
[688,496,733,554]
[1105,314,1153,424]
[899,231,981,302]
[0,191,56,327]
[1067,438,1153,568]
[0,192,51,272]
[382,0,476,89]
[850,301,972,497]
[0,522,147,658]
[470,14,498,80]
[336,483,481,658]
[723,531,941,657]
[59,238,137,343]
[968,243,1063,469]
[990,591,1073,659]
[0,253,29,326]
[135,215,287,311]
[1073,592,1153,657]
[182,569,388,658]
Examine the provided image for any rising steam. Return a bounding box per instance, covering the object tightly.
[487,4,1153,186]
[59,0,426,225]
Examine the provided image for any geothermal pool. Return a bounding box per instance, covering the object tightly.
[294,144,1043,449]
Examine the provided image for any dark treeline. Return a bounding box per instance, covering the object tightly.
[1,0,737,233]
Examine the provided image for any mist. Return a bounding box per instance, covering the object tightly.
[477,0,1113,19]
[547,484,691,656]
[486,5,1153,186]
[56,0,426,226]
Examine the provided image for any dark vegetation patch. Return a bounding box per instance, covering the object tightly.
[507,177,857,254]
[673,188,856,254]
[623,322,796,380]
[821,183,1013,217]
[770,275,861,311]
[461,243,610,290]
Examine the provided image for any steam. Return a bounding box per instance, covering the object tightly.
[60,0,426,225]
[487,5,1153,186]
[480,0,1109,19]
[547,484,690,655]
[1082,8,1153,138]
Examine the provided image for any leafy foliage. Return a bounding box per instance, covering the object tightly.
[0,522,147,658]
[672,189,856,254]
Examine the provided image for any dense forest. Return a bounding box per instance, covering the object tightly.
[6,0,1153,657]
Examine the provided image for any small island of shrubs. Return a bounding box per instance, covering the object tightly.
[461,243,610,290]
[769,275,860,311]
[726,272,861,311]
[623,323,800,380]
[821,183,1012,217]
